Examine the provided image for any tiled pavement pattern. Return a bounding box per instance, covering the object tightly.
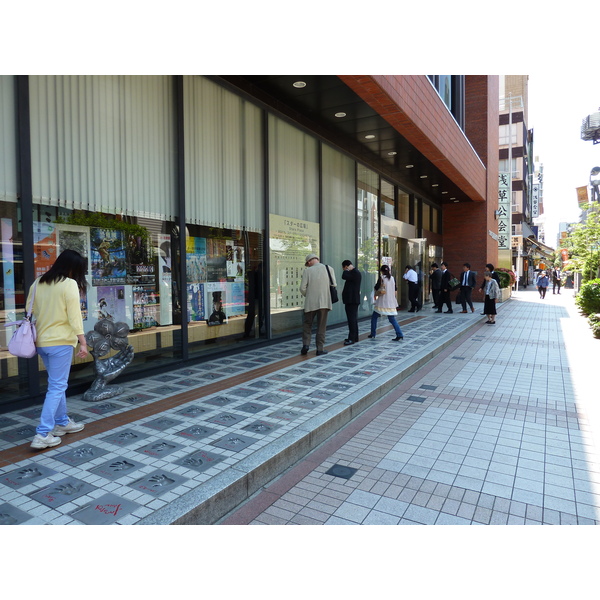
[2,289,599,525]
[0,308,461,525]
[221,290,600,525]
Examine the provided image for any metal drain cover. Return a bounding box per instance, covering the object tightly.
[325,464,358,479]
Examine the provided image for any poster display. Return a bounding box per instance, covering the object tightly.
[226,241,245,278]
[90,228,127,285]
[187,283,205,322]
[157,233,173,325]
[133,284,159,329]
[186,236,207,283]
[227,281,245,316]
[33,221,57,279]
[269,214,319,310]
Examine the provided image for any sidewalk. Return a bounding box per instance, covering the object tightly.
[221,288,600,525]
[1,289,599,525]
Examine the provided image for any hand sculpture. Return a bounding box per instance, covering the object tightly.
[83,319,135,402]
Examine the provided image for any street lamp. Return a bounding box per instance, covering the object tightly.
[591,167,600,202]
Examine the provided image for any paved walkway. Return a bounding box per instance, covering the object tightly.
[221,288,600,525]
[1,288,599,525]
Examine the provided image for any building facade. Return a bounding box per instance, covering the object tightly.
[0,75,499,412]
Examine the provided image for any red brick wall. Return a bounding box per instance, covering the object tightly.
[339,75,487,202]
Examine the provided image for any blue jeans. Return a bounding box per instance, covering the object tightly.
[371,312,403,337]
[36,345,74,435]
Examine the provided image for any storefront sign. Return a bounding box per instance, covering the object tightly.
[497,173,511,250]
[532,184,540,218]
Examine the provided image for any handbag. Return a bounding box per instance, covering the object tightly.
[5,279,38,358]
[325,265,339,304]
[448,276,460,291]
[374,277,386,296]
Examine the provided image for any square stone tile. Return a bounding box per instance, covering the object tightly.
[135,440,185,458]
[0,424,37,442]
[0,416,20,428]
[89,457,145,481]
[69,492,141,525]
[53,444,108,466]
[29,476,97,508]
[103,429,149,447]
[84,402,126,415]
[268,409,303,422]
[175,425,219,440]
[237,402,270,414]
[291,398,323,409]
[120,393,156,404]
[242,420,281,436]
[1,464,58,489]
[175,405,212,418]
[128,469,188,497]
[206,413,245,427]
[174,449,224,473]
[256,392,288,404]
[142,417,183,431]
[211,434,256,452]
[0,503,33,525]
[203,395,237,407]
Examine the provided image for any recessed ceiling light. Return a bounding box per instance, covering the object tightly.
[365,134,375,139]
[334,112,347,118]
[432,184,439,187]
[293,81,306,88]
[441,191,448,194]
[406,164,414,168]
[388,151,397,156]
[420,175,428,179]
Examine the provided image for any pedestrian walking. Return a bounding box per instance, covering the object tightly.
[552,268,562,294]
[27,249,88,450]
[459,262,476,313]
[403,265,421,312]
[439,261,454,313]
[537,270,549,299]
[341,259,361,345]
[478,264,501,314]
[369,265,404,340]
[299,253,336,356]
[429,263,442,311]
[483,271,500,324]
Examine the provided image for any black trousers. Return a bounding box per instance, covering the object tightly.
[344,303,359,342]
[460,286,474,311]
[407,281,420,311]
[432,288,441,309]
[440,290,452,311]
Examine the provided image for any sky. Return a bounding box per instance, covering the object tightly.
[528,75,600,247]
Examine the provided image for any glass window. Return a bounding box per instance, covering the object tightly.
[422,203,431,232]
[381,179,394,218]
[431,207,439,234]
[398,190,410,223]
[357,165,379,300]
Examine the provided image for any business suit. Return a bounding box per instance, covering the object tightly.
[439,268,453,313]
[342,266,361,343]
[430,267,442,310]
[459,269,476,312]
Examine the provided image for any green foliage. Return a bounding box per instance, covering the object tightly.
[495,268,516,288]
[563,205,600,283]
[56,211,150,242]
[575,279,600,315]
[588,313,600,339]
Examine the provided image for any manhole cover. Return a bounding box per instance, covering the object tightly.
[325,464,358,480]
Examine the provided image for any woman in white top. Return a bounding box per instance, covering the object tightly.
[368,265,404,341]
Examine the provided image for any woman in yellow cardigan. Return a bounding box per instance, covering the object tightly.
[27,249,89,450]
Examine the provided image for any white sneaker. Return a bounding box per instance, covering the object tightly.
[51,418,85,437]
[30,433,62,450]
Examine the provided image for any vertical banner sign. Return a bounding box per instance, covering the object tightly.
[576,186,589,207]
[497,173,510,250]
[532,184,540,218]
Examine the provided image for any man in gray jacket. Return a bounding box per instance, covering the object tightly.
[300,253,336,356]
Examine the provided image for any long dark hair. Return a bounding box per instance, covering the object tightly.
[40,249,87,292]
[380,264,392,280]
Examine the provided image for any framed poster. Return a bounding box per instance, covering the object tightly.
[90,228,127,286]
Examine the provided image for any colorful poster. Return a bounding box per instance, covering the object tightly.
[157,233,173,325]
[133,284,158,329]
[33,221,57,279]
[186,236,207,283]
[90,228,127,285]
[204,281,227,325]
[226,241,245,278]
[187,283,205,321]
[1,218,16,343]
[55,224,90,260]
[227,281,245,316]
[127,234,154,285]
[96,286,128,323]
[207,238,227,281]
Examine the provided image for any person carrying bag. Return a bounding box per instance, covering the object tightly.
[5,279,39,358]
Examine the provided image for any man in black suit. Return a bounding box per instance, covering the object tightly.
[341,259,361,345]
[439,261,453,313]
[459,263,476,313]
[429,263,442,311]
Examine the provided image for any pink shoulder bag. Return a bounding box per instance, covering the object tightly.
[5,279,38,358]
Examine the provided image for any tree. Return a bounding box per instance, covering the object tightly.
[559,204,600,283]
